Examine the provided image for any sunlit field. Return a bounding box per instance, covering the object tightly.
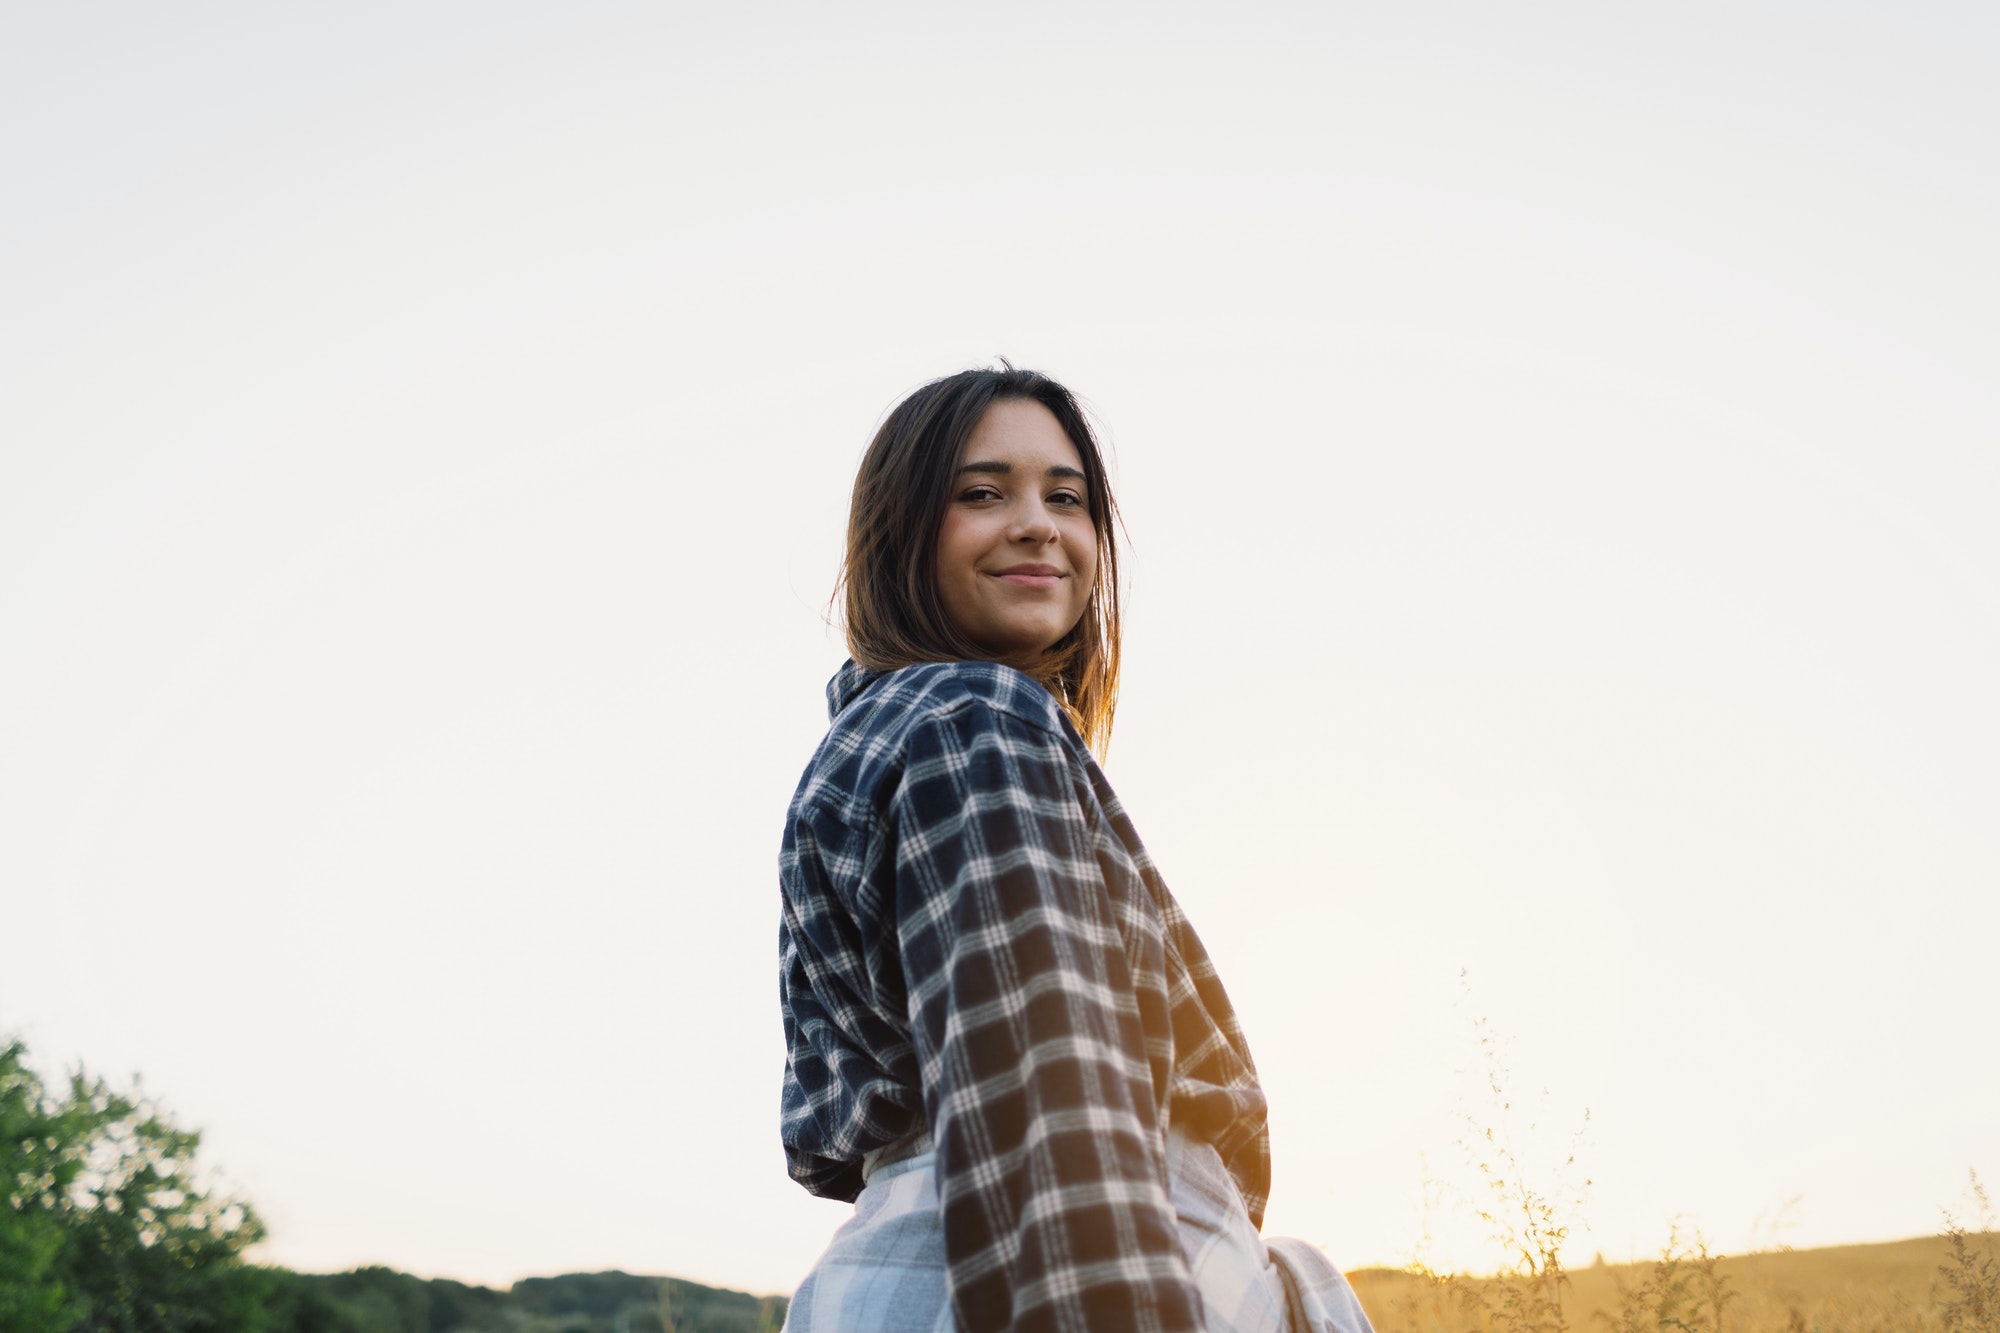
[1344,1067,1997,1333]
[1344,1012,1997,1333]
[1353,1227,2000,1333]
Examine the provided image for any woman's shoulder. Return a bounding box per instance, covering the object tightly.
[794,660,1079,814]
[796,659,1102,853]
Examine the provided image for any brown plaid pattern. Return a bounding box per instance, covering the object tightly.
[780,661,1271,1333]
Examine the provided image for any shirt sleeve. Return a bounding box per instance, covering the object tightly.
[891,700,1203,1333]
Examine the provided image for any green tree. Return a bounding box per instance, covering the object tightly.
[0,1036,266,1332]
[3,1039,86,1331]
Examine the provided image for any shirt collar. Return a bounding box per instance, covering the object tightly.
[826,659,886,720]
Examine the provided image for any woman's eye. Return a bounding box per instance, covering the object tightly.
[1049,491,1085,509]
[958,485,1002,503]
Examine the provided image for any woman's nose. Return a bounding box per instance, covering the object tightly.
[1010,504,1059,543]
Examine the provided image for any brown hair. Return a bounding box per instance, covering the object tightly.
[838,364,1123,754]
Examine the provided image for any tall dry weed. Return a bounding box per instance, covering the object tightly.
[1937,1171,1999,1333]
[1375,998,1592,1333]
[1453,1007,1591,1333]
[1596,1227,1735,1333]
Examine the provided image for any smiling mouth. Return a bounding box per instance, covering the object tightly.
[990,564,1064,588]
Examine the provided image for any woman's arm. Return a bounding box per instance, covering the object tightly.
[893,698,1202,1333]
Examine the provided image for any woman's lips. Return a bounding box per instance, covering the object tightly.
[991,565,1063,588]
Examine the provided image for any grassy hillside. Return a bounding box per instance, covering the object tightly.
[1349,1231,2000,1333]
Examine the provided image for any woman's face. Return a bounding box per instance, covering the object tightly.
[934,398,1099,668]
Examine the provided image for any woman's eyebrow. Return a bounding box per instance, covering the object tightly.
[957,460,1086,479]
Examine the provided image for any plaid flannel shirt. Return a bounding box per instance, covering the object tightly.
[779,660,1271,1333]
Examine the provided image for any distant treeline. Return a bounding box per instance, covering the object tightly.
[247,1267,783,1333]
[1,1035,784,1332]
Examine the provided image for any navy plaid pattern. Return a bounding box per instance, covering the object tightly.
[779,660,1272,1333]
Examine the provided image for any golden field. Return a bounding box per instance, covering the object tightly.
[1351,1005,1999,1333]
[1348,1229,1999,1333]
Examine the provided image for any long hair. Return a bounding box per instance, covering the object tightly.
[838,364,1123,754]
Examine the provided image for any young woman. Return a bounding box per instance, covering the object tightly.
[777,366,1374,1333]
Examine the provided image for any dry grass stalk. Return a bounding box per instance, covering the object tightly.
[1936,1172,1999,1333]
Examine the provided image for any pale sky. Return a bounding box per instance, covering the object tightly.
[2,1,1995,1298]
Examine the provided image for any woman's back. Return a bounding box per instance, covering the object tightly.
[779,658,1271,1331]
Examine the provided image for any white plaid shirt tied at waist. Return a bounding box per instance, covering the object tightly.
[783,1123,1377,1333]
[778,659,1277,1333]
